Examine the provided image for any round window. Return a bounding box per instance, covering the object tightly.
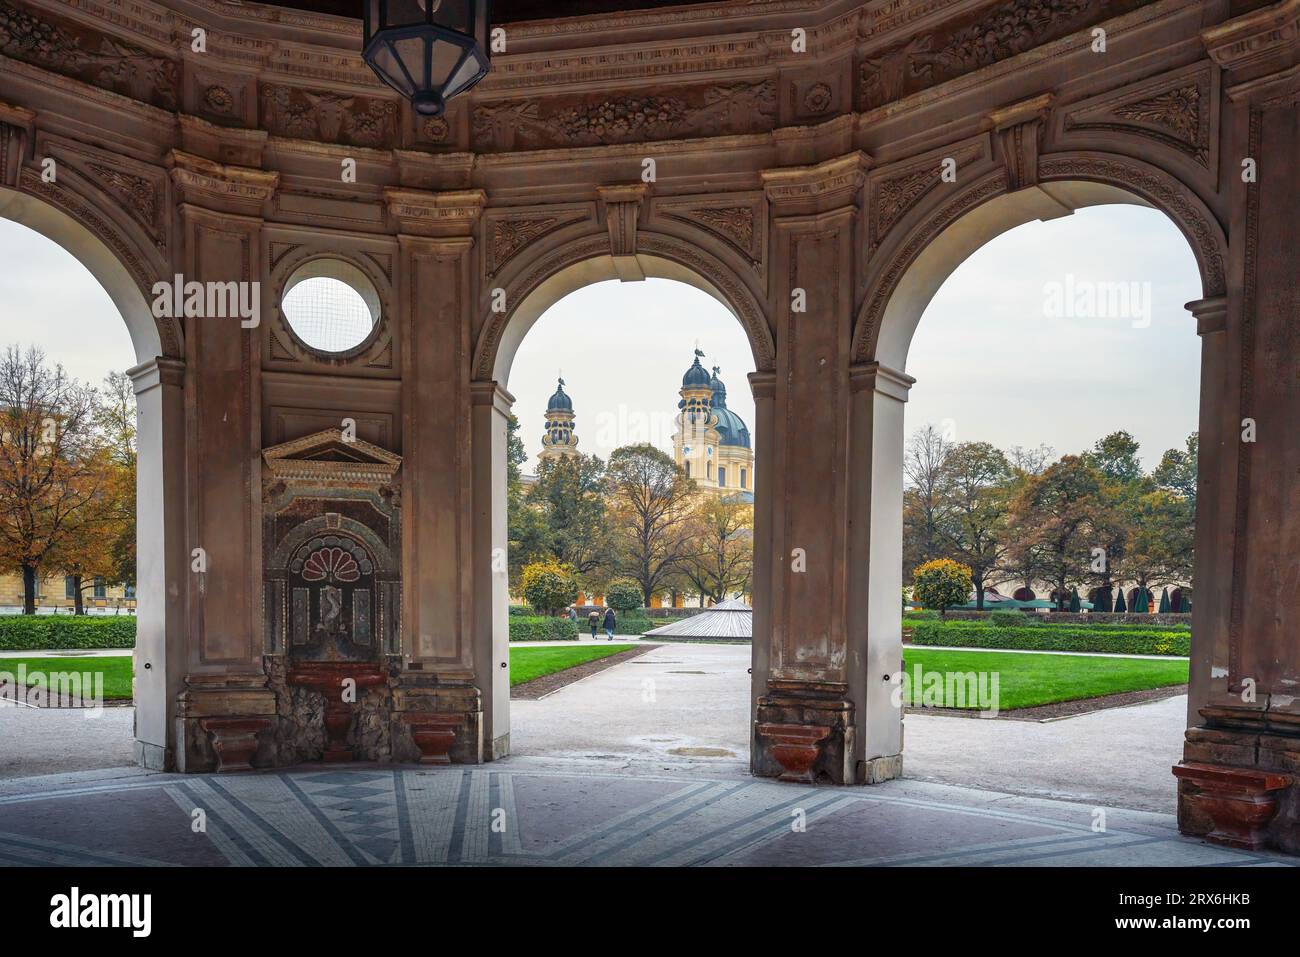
[280,260,381,355]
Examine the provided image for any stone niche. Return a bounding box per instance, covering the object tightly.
[260,428,417,765]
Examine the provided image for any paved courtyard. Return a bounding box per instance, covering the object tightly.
[0,643,1280,866]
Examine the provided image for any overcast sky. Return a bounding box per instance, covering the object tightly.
[0,202,1200,472]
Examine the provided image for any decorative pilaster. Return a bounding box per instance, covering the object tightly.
[753,152,868,785]
[168,151,278,772]
[1176,0,1300,852]
[389,187,487,764]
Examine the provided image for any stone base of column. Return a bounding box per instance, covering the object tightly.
[489,732,510,761]
[133,739,171,772]
[754,680,855,784]
[858,752,903,784]
[1177,708,1299,853]
[391,677,484,765]
[176,673,277,773]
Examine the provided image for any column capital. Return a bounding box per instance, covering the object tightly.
[748,370,777,400]
[385,187,487,238]
[761,151,871,217]
[127,356,186,393]
[1205,0,1300,92]
[1186,295,1228,336]
[849,361,914,401]
[166,150,278,218]
[470,379,515,415]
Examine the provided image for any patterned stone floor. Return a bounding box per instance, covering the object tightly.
[0,758,1294,867]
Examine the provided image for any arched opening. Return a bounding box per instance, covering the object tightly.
[0,195,168,774]
[875,176,1215,815]
[478,250,769,774]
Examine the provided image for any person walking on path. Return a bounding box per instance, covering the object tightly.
[603,607,616,640]
[587,609,601,639]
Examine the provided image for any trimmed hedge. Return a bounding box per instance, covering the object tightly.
[508,616,580,641]
[0,615,136,650]
[909,619,1190,656]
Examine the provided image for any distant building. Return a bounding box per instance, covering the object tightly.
[538,377,580,463]
[0,571,136,615]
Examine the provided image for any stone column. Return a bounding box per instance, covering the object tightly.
[1176,3,1300,852]
[166,151,279,772]
[847,361,913,783]
[1184,295,1229,724]
[747,371,775,744]
[471,380,513,760]
[128,357,187,770]
[753,153,869,785]
[387,189,487,765]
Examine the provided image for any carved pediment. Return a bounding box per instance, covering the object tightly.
[263,429,401,485]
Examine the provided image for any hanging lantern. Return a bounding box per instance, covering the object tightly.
[362,1,491,117]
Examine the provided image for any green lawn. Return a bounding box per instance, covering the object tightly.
[900,648,1188,711]
[509,644,638,687]
[0,655,134,700]
[0,647,1189,711]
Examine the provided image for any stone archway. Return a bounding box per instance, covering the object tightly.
[0,181,184,770]
[467,230,776,763]
[0,0,1293,853]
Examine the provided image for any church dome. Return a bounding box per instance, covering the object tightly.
[547,378,572,411]
[709,367,751,449]
[681,349,712,388]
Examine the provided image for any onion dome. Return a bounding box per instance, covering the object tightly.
[682,348,712,388]
[547,377,573,411]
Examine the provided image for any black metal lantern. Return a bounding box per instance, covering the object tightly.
[363,1,491,116]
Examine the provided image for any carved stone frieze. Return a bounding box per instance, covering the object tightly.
[857,0,1151,111]
[472,81,777,152]
[261,84,399,149]
[0,0,179,111]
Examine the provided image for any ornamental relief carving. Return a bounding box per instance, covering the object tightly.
[86,161,164,249]
[261,84,399,149]
[653,197,766,270]
[484,206,592,279]
[0,0,178,111]
[1061,64,1217,172]
[18,165,181,357]
[472,81,777,151]
[857,0,1150,111]
[856,170,1010,363]
[868,141,987,254]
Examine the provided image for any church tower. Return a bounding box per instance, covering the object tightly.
[539,377,580,462]
[672,349,754,497]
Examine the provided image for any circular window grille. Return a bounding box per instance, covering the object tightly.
[280,260,381,355]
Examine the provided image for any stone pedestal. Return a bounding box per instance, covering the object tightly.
[286,663,388,763]
[1174,762,1291,850]
[198,717,271,772]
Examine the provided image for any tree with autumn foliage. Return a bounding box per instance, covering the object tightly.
[0,347,120,614]
[678,494,754,606]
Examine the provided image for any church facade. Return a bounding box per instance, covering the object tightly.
[532,351,754,499]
